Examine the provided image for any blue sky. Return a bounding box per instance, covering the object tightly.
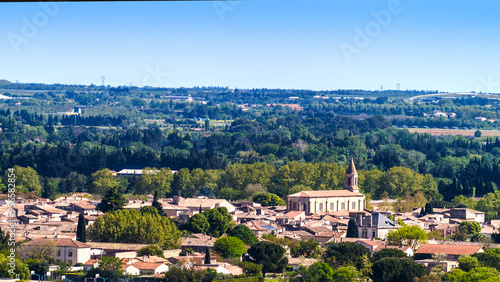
[1,0,500,92]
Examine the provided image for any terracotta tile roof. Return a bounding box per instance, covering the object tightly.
[285,211,305,219]
[288,190,364,198]
[182,198,230,208]
[315,231,345,238]
[35,205,67,214]
[71,202,96,210]
[415,244,482,256]
[22,238,90,248]
[132,262,165,270]
[87,242,150,250]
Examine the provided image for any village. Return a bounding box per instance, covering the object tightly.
[1,160,499,280]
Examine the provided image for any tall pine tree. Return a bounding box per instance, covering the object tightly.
[76,213,86,243]
[204,248,211,264]
[152,190,165,216]
[346,218,359,238]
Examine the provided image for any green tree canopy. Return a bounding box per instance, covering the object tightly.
[0,254,30,280]
[444,266,500,282]
[202,207,232,237]
[86,256,124,278]
[387,225,428,250]
[228,225,258,246]
[186,213,210,234]
[5,166,41,195]
[290,239,322,258]
[324,242,371,269]
[134,167,173,196]
[213,236,247,259]
[245,241,288,276]
[458,255,480,272]
[372,257,428,282]
[96,186,127,213]
[252,192,286,206]
[372,248,407,262]
[291,262,359,282]
[88,168,120,195]
[137,245,165,258]
[88,209,181,249]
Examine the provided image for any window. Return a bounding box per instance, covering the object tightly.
[362,230,367,238]
[319,203,323,211]
[57,249,61,256]
[372,231,376,238]
[330,202,334,210]
[68,249,73,257]
[352,202,356,210]
[341,202,345,210]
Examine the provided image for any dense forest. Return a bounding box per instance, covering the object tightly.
[1,81,500,219]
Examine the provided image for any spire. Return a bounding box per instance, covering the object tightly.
[346,158,357,175]
[345,158,359,193]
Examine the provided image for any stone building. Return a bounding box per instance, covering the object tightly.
[287,159,366,215]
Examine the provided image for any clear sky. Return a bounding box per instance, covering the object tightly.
[1,0,500,93]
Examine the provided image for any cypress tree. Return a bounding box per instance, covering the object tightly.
[76,213,86,243]
[152,190,165,216]
[346,218,359,238]
[204,248,211,264]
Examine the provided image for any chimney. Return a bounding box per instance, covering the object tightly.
[369,215,373,227]
[358,214,363,226]
[173,195,179,205]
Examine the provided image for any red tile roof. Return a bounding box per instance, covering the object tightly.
[288,190,364,198]
[22,238,90,248]
[415,244,482,256]
[132,262,165,270]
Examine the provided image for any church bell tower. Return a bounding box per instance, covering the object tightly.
[345,158,359,193]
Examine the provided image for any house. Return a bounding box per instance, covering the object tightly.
[287,258,320,271]
[276,211,306,225]
[83,259,100,271]
[87,242,151,258]
[449,208,485,223]
[69,202,98,216]
[21,238,91,265]
[172,196,236,214]
[357,213,400,239]
[132,262,169,275]
[122,264,140,276]
[162,204,190,217]
[287,159,366,215]
[181,234,217,253]
[416,259,459,272]
[415,244,483,261]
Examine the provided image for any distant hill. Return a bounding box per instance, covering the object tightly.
[0,79,12,86]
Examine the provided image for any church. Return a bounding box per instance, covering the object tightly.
[287,159,366,215]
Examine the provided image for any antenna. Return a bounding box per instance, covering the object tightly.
[101,76,105,86]
[380,85,383,91]
[397,83,400,91]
